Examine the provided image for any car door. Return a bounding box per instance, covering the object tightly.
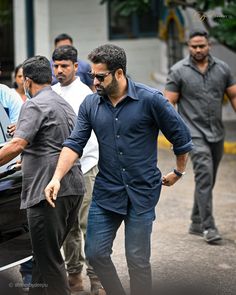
[0,104,32,271]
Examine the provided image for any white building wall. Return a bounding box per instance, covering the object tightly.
[13,0,27,66]
[48,0,165,88]
[34,0,50,57]
[12,0,235,121]
[12,0,168,88]
[49,0,107,58]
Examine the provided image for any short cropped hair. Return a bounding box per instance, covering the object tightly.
[188,29,209,40]
[54,33,73,47]
[88,44,127,76]
[52,45,78,63]
[22,56,52,84]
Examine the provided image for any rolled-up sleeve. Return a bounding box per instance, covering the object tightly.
[151,92,193,155]
[165,68,181,93]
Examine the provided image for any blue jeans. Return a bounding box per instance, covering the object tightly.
[85,200,155,295]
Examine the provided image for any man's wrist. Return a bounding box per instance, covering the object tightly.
[52,177,61,182]
[173,169,186,177]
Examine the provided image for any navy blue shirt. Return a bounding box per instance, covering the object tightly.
[64,79,192,215]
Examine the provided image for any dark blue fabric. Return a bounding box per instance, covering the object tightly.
[51,58,93,87]
[85,200,155,295]
[64,78,193,215]
[4,107,9,117]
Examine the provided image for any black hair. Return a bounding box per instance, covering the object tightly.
[52,45,78,63]
[54,33,73,46]
[12,63,23,89]
[22,56,52,84]
[188,29,209,40]
[14,63,23,78]
[88,44,127,76]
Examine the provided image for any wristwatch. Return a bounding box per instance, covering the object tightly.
[173,169,186,177]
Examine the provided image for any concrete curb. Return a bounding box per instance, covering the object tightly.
[158,135,236,155]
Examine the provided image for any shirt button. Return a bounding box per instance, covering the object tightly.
[116,135,120,138]
[115,117,118,121]
[122,168,126,171]
[126,184,129,188]
[119,152,123,155]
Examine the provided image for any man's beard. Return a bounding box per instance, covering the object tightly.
[96,76,119,97]
[192,53,208,62]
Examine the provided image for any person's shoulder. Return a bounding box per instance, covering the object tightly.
[0,84,22,104]
[212,55,231,69]
[131,80,164,103]
[84,91,97,101]
[81,91,98,106]
[34,86,61,103]
[135,81,160,94]
[69,77,92,95]
[170,57,188,71]
[52,82,61,91]
[0,83,11,95]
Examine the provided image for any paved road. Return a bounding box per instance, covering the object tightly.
[2,148,236,295]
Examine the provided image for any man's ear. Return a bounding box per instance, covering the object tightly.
[74,62,78,72]
[26,77,32,89]
[116,68,124,79]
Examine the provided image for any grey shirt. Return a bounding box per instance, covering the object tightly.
[165,55,236,142]
[14,86,85,209]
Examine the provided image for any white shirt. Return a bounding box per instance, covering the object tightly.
[52,77,99,174]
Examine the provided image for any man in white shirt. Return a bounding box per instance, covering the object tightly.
[52,45,105,295]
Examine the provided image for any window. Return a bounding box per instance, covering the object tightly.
[108,0,159,40]
[0,0,14,84]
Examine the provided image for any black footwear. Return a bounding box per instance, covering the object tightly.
[203,228,222,243]
[189,223,203,236]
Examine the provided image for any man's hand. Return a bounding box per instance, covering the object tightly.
[7,124,17,137]
[44,179,61,208]
[162,171,181,186]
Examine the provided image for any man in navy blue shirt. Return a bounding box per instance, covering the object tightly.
[45,44,193,295]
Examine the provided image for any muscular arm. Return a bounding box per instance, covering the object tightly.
[51,147,79,181]
[164,90,180,107]
[44,147,80,207]
[0,137,28,166]
[226,84,236,112]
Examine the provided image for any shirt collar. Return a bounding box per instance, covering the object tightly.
[184,54,216,68]
[33,85,52,98]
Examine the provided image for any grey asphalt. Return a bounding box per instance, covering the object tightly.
[109,148,236,295]
[2,148,236,295]
[224,120,236,142]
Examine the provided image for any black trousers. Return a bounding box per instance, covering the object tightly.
[27,195,83,295]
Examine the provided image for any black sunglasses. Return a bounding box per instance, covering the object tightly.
[87,70,115,82]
